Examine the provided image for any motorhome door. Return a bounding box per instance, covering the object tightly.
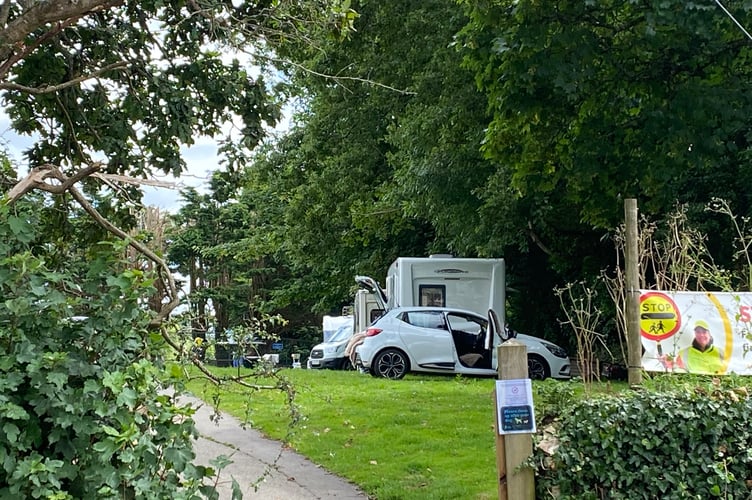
[355,275,388,311]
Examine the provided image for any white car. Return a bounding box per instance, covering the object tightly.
[307,323,355,370]
[354,306,570,380]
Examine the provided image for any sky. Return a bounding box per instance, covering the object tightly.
[1,105,293,214]
[1,113,240,213]
[1,113,215,212]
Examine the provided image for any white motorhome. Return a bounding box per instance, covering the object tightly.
[356,255,505,324]
[353,288,383,333]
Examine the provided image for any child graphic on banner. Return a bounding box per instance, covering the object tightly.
[659,320,724,375]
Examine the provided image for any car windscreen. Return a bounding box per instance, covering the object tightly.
[329,324,353,342]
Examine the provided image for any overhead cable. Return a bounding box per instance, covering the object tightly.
[714,0,752,42]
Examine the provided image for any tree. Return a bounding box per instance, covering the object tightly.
[0,1,355,496]
[459,0,752,256]
[454,0,752,339]
[0,1,359,330]
[242,0,489,315]
[236,0,572,341]
[0,199,212,498]
[168,177,274,333]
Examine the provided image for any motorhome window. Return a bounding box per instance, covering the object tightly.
[419,285,446,307]
[370,309,384,323]
[404,311,446,329]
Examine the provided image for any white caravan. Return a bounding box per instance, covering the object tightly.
[356,255,505,325]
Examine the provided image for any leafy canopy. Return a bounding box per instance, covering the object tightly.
[459,0,752,229]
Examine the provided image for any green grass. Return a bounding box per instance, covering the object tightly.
[183,367,752,499]
[186,367,507,499]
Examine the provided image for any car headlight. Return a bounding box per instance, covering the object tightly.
[541,341,568,359]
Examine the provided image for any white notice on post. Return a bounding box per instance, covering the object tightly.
[495,379,536,435]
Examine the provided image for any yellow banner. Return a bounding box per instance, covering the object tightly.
[640,290,752,375]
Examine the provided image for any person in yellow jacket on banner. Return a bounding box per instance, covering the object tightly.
[659,320,724,375]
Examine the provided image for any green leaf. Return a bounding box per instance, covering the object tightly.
[231,478,243,500]
[164,446,193,473]
[1,402,29,420]
[3,423,20,443]
[7,216,32,242]
[92,440,118,459]
[101,425,120,437]
[117,387,138,409]
[46,372,68,389]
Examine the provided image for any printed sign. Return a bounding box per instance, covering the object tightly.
[495,379,536,435]
[640,291,681,341]
[501,405,533,432]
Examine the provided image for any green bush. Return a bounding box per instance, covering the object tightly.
[0,204,215,499]
[533,378,577,425]
[535,383,752,499]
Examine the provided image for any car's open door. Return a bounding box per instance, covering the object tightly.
[486,309,498,350]
[487,308,514,351]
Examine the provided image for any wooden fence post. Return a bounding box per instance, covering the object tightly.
[624,198,642,386]
[495,340,534,500]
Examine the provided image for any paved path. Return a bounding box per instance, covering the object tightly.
[183,396,369,499]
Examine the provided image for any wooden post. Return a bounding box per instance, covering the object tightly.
[495,340,534,500]
[624,198,642,386]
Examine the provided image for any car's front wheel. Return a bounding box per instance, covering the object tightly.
[528,354,550,380]
[372,349,409,379]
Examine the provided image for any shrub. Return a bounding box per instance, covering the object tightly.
[0,204,215,499]
[534,383,752,499]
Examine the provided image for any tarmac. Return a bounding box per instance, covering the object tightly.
[183,395,370,499]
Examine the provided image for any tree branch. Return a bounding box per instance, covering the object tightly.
[4,163,181,329]
[0,61,128,93]
[528,220,554,256]
[0,0,124,62]
[4,163,101,201]
[66,183,180,324]
[0,0,11,29]
[91,172,180,190]
[273,56,417,96]
[0,16,72,80]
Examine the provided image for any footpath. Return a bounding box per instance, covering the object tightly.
[183,395,369,500]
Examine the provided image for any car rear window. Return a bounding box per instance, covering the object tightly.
[403,311,445,329]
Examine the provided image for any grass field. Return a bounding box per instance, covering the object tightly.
[185,367,518,499]
[184,366,752,499]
